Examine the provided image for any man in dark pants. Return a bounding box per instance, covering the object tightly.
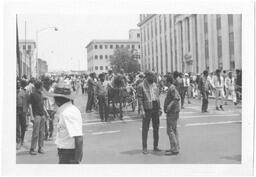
[137,72,162,154]
[86,73,96,113]
[198,70,212,113]
[164,74,181,155]
[28,80,49,155]
[51,81,83,164]
[95,73,109,122]
[16,80,29,149]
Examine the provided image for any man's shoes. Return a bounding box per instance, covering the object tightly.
[142,148,148,154]
[38,148,45,154]
[153,147,161,152]
[165,150,179,156]
[220,105,224,111]
[29,149,37,155]
[216,106,220,111]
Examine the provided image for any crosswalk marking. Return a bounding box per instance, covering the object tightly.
[92,130,121,135]
[186,120,241,126]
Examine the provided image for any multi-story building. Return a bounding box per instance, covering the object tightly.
[138,14,242,74]
[86,29,141,74]
[18,40,36,78]
[37,58,48,76]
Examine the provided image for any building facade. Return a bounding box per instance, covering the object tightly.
[138,14,242,74]
[37,58,48,76]
[18,40,37,78]
[86,30,141,74]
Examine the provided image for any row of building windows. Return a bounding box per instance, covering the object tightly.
[94,55,111,60]
[141,14,239,73]
[94,66,109,70]
[94,44,140,50]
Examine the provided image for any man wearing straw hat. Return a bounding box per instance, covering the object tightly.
[51,81,83,164]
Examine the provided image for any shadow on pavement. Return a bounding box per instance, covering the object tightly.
[220,154,241,162]
[120,149,142,155]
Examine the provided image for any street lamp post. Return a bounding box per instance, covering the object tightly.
[36,27,58,78]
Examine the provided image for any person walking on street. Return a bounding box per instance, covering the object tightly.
[198,70,212,113]
[28,80,49,155]
[52,82,83,164]
[137,72,162,154]
[95,73,109,122]
[16,80,29,150]
[164,75,181,155]
[86,73,96,113]
[212,69,225,111]
[225,71,237,105]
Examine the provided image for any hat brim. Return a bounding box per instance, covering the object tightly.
[47,92,76,100]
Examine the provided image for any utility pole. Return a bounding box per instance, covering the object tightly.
[24,20,27,77]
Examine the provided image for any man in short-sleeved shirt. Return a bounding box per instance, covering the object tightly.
[53,81,83,164]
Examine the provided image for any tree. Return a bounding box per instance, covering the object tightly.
[110,47,140,73]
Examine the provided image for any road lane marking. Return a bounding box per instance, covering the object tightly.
[83,114,241,126]
[92,130,120,135]
[185,120,241,126]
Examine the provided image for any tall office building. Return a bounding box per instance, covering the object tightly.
[18,40,37,78]
[86,29,141,74]
[138,14,242,74]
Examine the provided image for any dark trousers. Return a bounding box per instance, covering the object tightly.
[98,95,108,121]
[86,91,94,112]
[142,101,160,149]
[16,108,27,144]
[180,87,188,107]
[201,91,209,112]
[45,110,55,138]
[58,148,77,164]
[30,115,45,150]
[81,85,85,94]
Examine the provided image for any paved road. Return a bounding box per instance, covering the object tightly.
[16,91,242,164]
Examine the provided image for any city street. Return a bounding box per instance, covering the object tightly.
[16,91,241,164]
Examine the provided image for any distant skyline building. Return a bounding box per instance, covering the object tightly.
[18,40,37,78]
[86,29,141,74]
[138,14,242,74]
[37,58,48,76]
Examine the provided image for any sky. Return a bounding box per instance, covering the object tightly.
[18,14,139,71]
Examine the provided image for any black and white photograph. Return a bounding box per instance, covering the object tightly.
[1,0,255,176]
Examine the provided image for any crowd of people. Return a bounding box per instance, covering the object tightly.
[16,68,242,162]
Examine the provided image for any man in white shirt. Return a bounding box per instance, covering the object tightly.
[224,71,237,105]
[51,82,83,164]
[212,69,225,111]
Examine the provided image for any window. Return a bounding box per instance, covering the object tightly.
[23,45,26,50]
[116,45,119,48]
[94,45,98,49]
[105,55,108,59]
[100,66,103,70]
[95,66,98,70]
[151,21,153,38]
[217,36,222,58]
[100,55,103,59]
[99,45,103,49]
[105,45,108,49]
[28,45,31,50]
[95,55,98,59]
[127,45,130,49]
[138,45,140,49]
[164,15,167,32]
[105,66,108,70]
[159,16,162,34]
[155,19,157,36]
[204,15,208,34]
[110,45,113,49]
[187,18,190,51]
[229,32,234,55]
[228,14,233,26]
[216,15,221,30]
[132,45,135,49]
[121,45,124,48]
[137,33,140,38]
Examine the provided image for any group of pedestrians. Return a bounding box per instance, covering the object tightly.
[16,75,83,164]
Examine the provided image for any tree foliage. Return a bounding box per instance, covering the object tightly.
[110,48,140,73]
